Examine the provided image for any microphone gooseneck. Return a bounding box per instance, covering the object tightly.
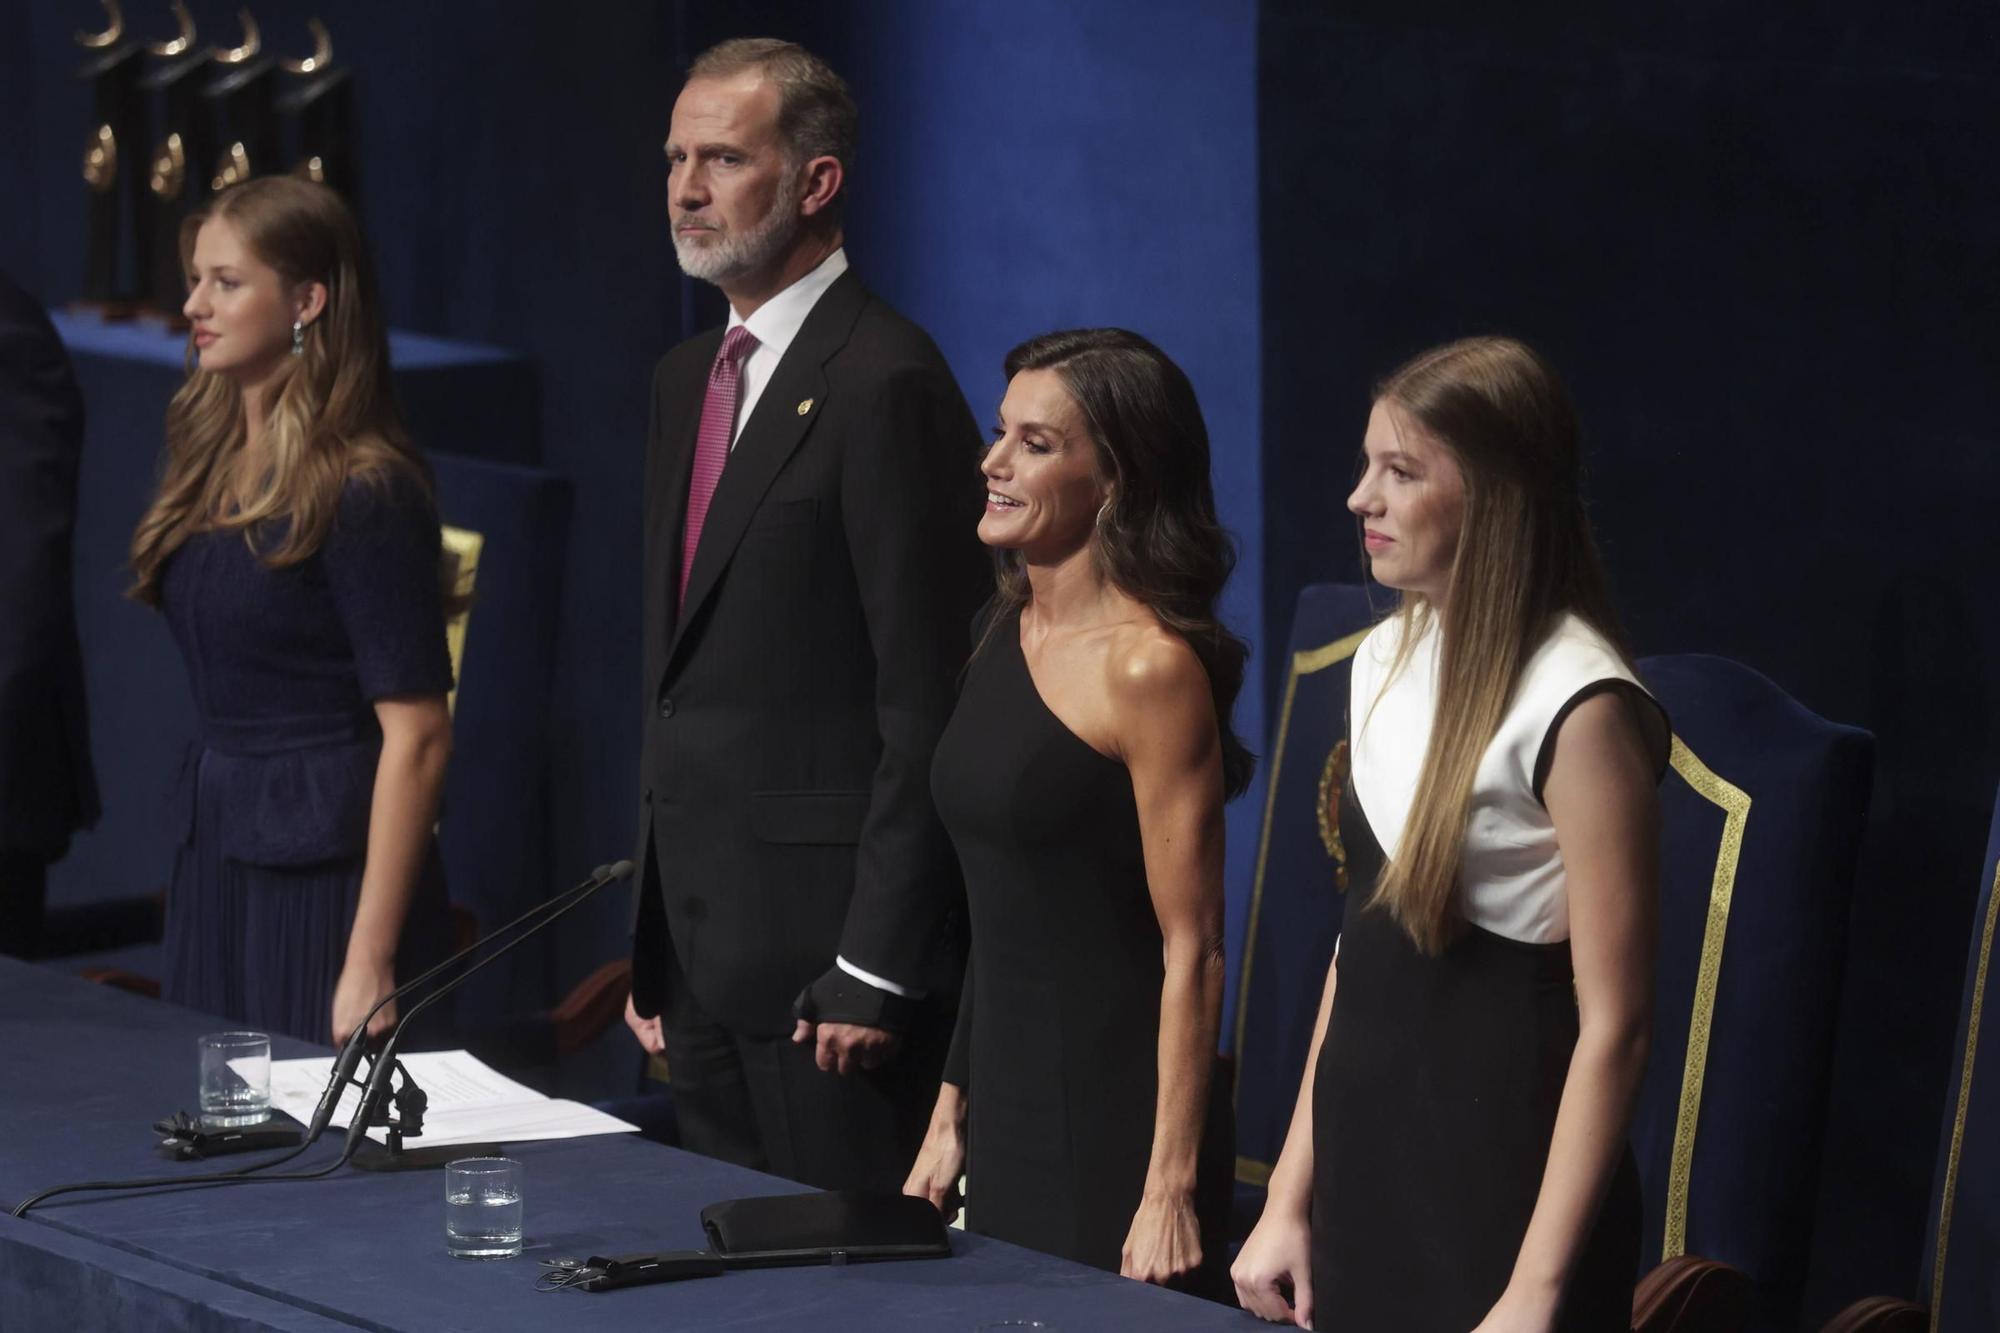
[305,859,630,1141]
[12,858,637,1219]
[341,860,635,1156]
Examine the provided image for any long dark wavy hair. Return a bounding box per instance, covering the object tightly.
[988,328,1254,798]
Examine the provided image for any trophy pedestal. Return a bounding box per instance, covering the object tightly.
[142,47,213,322]
[202,57,280,195]
[279,67,358,203]
[77,41,151,310]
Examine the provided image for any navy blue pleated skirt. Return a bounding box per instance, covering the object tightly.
[160,748,455,1048]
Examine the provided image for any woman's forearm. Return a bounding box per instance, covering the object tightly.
[1262,949,1339,1217]
[347,722,450,964]
[929,1080,968,1131]
[1504,1013,1650,1299]
[1145,934,1226,1194]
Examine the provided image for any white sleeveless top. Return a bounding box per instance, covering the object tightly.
[1348,610,1657,944]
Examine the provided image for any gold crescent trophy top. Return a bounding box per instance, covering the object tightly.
[281,19,334,76]
[212,8,261,65]
[147,1,196,58]
[75,0,126,49]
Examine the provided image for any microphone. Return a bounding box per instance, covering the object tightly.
[341,860,636,1162]
[11,858,637,1217]
[305,860,628,1142]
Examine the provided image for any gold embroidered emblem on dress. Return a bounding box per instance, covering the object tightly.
[1317,739,1350,892]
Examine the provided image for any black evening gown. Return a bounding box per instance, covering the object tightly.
[157,473,456,1046]
[931,606,1233,1295]
[1310,780,1643,1331]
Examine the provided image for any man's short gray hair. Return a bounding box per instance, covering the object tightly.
[689,38,857,219]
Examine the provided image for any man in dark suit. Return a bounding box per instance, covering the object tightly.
[0,272,100,958]
[623,38,989,1190]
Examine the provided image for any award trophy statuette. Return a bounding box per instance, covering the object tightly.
[277,19,358,206]
[141,1,211,327]
[75,0,152,317]
[200,9,279,197]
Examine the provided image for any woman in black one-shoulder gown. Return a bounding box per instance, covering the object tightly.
[929,602,1236,1284]
[905,330,1252,1298]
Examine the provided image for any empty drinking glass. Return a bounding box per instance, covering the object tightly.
[445,1157,524,1258]
[197,1031,270,1127]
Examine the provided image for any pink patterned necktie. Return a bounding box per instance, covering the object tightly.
[678,324,760,612]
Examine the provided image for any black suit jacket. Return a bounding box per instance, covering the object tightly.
[0,272,99,858]
[631,269,989,1037]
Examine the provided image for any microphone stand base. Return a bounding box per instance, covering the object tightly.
[350,1140,500,1172]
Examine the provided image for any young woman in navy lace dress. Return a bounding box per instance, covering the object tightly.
[130,177,455,1048]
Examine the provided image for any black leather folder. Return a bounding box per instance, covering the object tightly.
[699,1190,953,1267]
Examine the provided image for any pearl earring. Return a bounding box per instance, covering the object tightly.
[291,319,305,356]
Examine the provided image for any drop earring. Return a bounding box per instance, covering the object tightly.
[291,319,304,356]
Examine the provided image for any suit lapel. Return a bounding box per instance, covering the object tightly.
[667,271,868,662]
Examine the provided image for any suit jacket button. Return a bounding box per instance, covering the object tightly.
[657,696,675,719]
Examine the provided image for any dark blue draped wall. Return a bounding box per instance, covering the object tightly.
[1257,2,2000,1320]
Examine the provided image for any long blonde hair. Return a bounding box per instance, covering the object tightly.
[1364,336,1634,954]
[130,176,428,604]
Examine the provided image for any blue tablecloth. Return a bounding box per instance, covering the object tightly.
[0,958,1251,1331]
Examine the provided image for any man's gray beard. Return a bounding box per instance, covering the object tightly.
[672,191,802,285]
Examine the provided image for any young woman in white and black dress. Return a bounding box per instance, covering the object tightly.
[1233,336,1670,1331]
[904,329,1247,1296]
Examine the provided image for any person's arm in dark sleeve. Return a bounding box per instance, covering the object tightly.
[0,276,95,852]
[792,361,986,1054]
[836,364,985,984]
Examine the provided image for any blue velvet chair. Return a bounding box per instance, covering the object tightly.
[427,451,571,1032]
[1819,783,2000,1333]
[1917,785,2000,1328]
[1629,655,1875,1332]
[1229,582,1378,1227]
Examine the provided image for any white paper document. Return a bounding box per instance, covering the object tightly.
[267,1049,640,1148]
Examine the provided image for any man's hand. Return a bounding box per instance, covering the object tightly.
[624,992,665,1055]
[791,1018,899,1074]
[790,964,913,1075]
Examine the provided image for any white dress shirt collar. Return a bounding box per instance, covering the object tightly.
[725,246,849,365]
[721,248,848,448]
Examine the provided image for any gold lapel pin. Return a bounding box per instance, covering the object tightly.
[796,398,814,416]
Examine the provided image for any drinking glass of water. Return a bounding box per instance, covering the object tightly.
[197,1031,270,1127]
[445,1157,523,1259]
